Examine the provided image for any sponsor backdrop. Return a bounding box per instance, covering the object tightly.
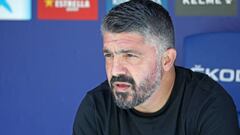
[0,0,239,135]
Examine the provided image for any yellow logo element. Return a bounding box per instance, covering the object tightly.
[45,0,54,7]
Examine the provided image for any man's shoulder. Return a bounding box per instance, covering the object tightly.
[175,66,239,133]
[176,66,227,95]
[176,66,235,115]
[175,66,234,110]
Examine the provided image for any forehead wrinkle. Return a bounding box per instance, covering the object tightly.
[104,39,144,46]
[103,33,145,45]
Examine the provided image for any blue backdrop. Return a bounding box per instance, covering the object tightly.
[0,1,240,135]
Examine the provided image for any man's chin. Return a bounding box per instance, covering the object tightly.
[114,91,129,99]
[113,95,144,109]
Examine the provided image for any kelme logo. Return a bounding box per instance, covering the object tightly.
[106,0,168,12]
[175,0,237,16]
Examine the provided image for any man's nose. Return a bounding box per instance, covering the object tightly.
[111,57,128,76]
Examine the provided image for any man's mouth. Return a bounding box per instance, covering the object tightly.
[113,82,131,92]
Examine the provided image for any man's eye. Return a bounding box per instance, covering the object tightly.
[126,53,137,57]
[104,53,112,57]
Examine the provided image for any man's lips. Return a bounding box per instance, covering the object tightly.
[113,82,131,92]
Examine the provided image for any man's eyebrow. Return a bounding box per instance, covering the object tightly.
[103,48,142,55]
[117,49,142,55]
[103,48,111,53]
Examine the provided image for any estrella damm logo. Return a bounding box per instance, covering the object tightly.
[106,0,168,13]
[38,0,98,20]
[0,0,31,20]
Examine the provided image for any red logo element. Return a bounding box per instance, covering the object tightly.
[38,0,98,20]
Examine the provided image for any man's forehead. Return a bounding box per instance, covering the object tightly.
[103,45,142,53]
[102,32,157,54]
[103,32,145,45]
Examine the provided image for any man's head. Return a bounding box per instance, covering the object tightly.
[102,0,176,109]
[102,0,175,54]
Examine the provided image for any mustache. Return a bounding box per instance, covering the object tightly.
[110,75,135,86]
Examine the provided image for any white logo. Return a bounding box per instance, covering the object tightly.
[46,0,91,12]
[182,0,233,5]
[191,65,240,83]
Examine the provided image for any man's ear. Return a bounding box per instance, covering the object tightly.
[161,48,177,72]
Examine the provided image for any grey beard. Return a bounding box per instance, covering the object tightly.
[113,66,161,109]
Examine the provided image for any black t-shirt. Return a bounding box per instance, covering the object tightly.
[73,66,239,135]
